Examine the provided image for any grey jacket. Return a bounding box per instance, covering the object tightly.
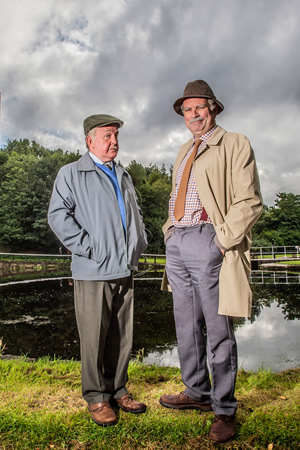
[48,152,147,280]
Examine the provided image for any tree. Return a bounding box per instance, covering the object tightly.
[252,193,300,246]
[0,140,80,252]
[126,161,172,253]
[1,139,298,254]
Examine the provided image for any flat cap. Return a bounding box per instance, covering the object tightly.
[83,114,124,135]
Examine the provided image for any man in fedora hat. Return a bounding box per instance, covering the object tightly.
[159,81,262,443]
[48,114,148,427]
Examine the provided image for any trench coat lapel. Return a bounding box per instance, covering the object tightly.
[172,127,227,186]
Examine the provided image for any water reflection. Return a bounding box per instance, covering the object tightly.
[234,302,300,372]
[138,282,300,372]
[0,280,299,372]
[0,280,79,360]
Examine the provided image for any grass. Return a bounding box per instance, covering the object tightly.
[278,260,300,265]
[0,357,299,449]
[252,253,299,260]
[140,256,166,264]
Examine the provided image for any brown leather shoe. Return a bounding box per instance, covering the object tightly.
[159,391,212,411]
[209,414,236,443]
[88,402,117,427]
[116,393,147,414]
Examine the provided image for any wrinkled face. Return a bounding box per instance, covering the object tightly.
[86,125,119,162]
[182,98,217,138]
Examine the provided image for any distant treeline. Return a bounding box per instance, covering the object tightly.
[0,139,299,253]
[0,139,171,253]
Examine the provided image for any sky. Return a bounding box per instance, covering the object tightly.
[0,0,299,206]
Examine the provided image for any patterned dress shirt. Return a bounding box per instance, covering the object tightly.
[169,125,217,228]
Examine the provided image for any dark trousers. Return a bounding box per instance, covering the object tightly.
[74,276,133,404]
[166,224,237,415]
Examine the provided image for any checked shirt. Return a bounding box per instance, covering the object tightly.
[169,125,217,228]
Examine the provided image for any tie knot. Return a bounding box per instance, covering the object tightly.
[194,139,202,151]
[104,163,112,170]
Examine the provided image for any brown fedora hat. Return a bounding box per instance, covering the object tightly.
[173,80,224,116]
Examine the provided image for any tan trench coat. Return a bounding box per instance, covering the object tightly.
[161,126,263,317]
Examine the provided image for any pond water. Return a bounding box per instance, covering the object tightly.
[0,279,299,373]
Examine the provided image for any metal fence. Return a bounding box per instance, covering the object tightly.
[250,271,300,284]
[1,247,299,262]
[1,250,300,285]
[136,271,300,284]
[251,245,300,260]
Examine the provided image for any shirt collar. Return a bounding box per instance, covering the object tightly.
[89,151,113,168]
[193,124,218,144]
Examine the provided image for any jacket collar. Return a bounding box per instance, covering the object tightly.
[182,125,226,151]
[77,152,128,181]
[205,125,226,147]
[78,152,97,171]
[177,126,226,160]
[172,126,227,183]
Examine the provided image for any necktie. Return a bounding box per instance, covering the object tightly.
[104,163,112,170]
[174,139,202,221]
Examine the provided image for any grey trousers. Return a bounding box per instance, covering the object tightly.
[166,224,237,415]
[74,276,133,404]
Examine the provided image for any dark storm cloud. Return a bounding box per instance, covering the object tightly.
[0,0,299,204]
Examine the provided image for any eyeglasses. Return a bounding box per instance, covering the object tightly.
[182,104,208,114]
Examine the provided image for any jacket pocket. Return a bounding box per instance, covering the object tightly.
[89,235,105,264]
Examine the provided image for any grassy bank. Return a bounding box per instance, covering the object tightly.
[0,357,299,449]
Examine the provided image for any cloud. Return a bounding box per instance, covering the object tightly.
[235,302,300,372]
[0,0,299,205]
[144,301,300,372]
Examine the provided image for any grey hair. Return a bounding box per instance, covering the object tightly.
[180,99,217,113]
[207,99,217,112]
[85,127,97,150]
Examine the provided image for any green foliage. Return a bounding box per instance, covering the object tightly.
[0,143,172,254]
[126,161,172,253]
[236,366,277,390]
[0,140,80,252]
[0,138,299,254]
[252,193,300,246]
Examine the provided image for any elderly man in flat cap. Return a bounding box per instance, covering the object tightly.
[48,114,147,427]
[159,81,263,443]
